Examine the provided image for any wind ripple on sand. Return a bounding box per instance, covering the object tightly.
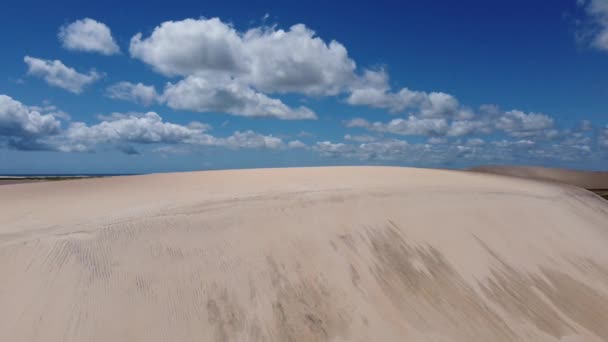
[0,167,607,341]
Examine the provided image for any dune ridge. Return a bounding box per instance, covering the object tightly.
[470,165,608,190]
[1,166,607,341]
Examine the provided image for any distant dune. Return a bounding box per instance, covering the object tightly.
[1,167,608,341]
[470,165,608,189]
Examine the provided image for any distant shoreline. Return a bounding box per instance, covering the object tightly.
[0,174,138,186]
[0,173,138,178]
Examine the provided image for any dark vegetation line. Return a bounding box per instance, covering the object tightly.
[589,189,608,200]
[0,176,101,185]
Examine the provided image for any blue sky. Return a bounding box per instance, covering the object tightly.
[0,0,607,174]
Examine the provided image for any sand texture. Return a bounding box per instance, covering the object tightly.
[470,165,608,189]
[1,166,608,341]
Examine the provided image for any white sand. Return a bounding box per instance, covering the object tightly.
[1,166,607,341]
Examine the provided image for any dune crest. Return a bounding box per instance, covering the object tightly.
[1,167,607,341]
[470,165,608,190]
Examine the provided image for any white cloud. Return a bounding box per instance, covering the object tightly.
[376,117,448,136]
[310,133,603,166]
[106,82,159,106]
[2,93,604,166]
[161,76,316,119]
[447,120,492,137]
[577,120,594,131]
[313,141,355,158]
[580,0,608,51]
[427,137,447,145]
[346,69,467,118]
[495,110,554,137]
[0,95,62,138]
[345,104,556,141]
[313,138,425,162]
[219,130,284,149]
[27,103,70,120]
[0,99,290,153]
[24,56,101,93]
[599,125,608,148]
[129,18,245,76]
[129,18,356,95]
[465,138,485,146]
[48,111,287,153]
[152,145,193,155]
[344,116,449,136]
[58,112,205,151]
[59,18,120,55]
[122,13,602,154]
[492,139,536,149]
[0,95,64,151]
[357,139,411,160]
[344,134,377,142]
[240,23,356,95]
[287,140,308,148]
[344,117,371,128]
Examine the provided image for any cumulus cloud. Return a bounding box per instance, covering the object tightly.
[60,112,204,150]
[347,87,460,117]
[287,140,308,148]
[219,130,284,149]
[130,18,356,95]
[314,138,426,162]
[599,125,608,148]
[106,82,159,106]
[128,17,356,119]
[465,138,485,147]
[344,117,449,136]
[356,139,412,161]
[0,95,62,139]
[313,141,355,158]
[59,18,120,55]
[121,13,602,153]
[579,0,608,51]
[54,112,289,152]
[311,132,603,166]
[24,56,101,93]
[447,120,492,137]
[125,15,575,137]
[240,24,356,95]
[346,69,472,119]
[129,18,246,77]
[345,105,556,140]
[338,101,583,164]
[577,120,594,131]
[0,95,300,154]
[344,134,377,142]
[345,69,559,141]
[427,137,447,145]
[161,76,316,119]
[2,94,604,166]
[495,110,554,136]
[344,117,371,128]
[0,95,64,151]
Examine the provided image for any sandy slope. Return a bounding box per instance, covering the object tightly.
[1,166,608,342]
[470,165,608,189]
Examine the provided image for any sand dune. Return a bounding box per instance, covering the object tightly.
[470,165,608,189]
[1,167,608,341]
